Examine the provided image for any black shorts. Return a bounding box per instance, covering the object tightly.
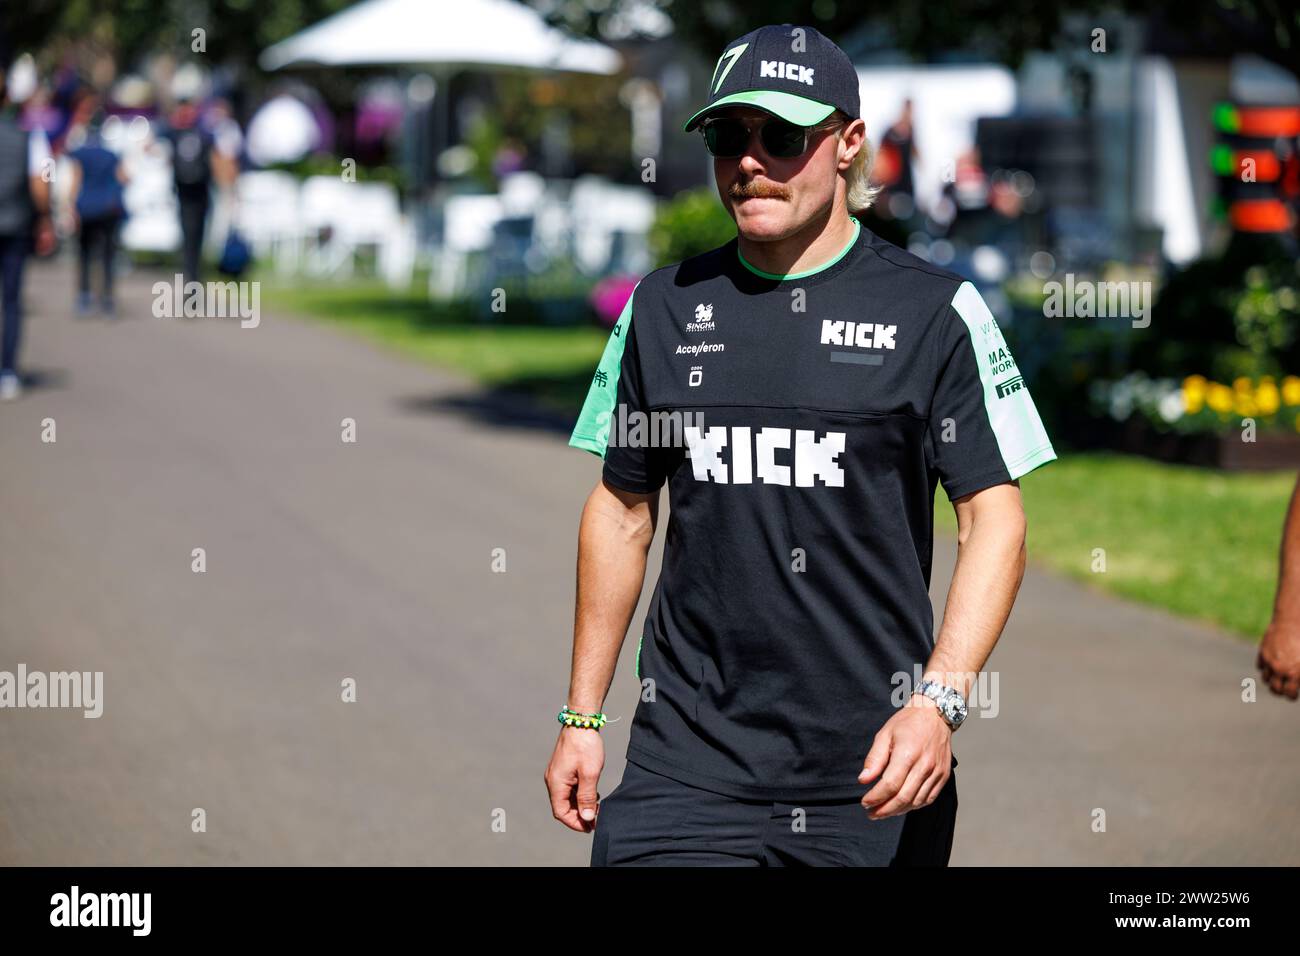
[590,759,957,867]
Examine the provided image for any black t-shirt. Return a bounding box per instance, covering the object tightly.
[569,216,1056,800]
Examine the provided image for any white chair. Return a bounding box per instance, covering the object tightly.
[234,171,302,275]
[337,182,406,287]
[568,175,657,275]
[298,175,357,277]
[379,213,417,290]
[498,171,546,217]
[428,193,504,299]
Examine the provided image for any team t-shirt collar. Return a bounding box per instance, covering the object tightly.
[734,214,862,282]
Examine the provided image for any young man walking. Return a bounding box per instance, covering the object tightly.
[546,24,1057,866]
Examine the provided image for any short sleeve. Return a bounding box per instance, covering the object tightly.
[927,281,1057,500]
[568,282,667,494]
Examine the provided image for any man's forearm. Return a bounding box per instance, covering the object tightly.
[1270,476,1300,627]
[924,500,1027,700]
[567,488,654,712]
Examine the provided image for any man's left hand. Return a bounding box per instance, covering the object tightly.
[857,694,952,820]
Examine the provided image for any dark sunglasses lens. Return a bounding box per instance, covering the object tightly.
[760,120,807,157]
[703,119,749,156]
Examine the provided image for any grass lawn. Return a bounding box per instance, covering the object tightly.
[937,453,1291,641]
[262,277,1289,642]
[260,277,610,415]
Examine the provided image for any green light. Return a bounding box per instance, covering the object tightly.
[1211,145,1235,175]
[1213,103,1240,133]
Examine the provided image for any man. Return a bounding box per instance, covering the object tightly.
[0,58,55,401]
[546,24,1057,866]
[1259,474,1300,700]
[158,94,237,284]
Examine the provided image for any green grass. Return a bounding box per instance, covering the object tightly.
[262,278,1289,641]
[259,277,609,414]
[937,453,1292,640]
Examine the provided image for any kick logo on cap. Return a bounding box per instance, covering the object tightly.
[683,24,862,133]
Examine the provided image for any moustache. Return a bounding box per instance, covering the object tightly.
[730,181,787,200]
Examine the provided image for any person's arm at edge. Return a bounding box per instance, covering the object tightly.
[1259,474,1300,699]
[545,476,659,833]
[29,131,55,255]
[858,479,1027,818]
[63,158,81,233]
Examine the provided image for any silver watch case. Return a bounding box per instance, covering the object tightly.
[914,679,968,730]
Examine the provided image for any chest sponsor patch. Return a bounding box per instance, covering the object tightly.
[684,425,845,487]
[820,319,896,350]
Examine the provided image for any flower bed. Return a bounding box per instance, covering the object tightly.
[1089,372,1300,470]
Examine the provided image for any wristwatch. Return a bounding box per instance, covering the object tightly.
[913,679,968,731]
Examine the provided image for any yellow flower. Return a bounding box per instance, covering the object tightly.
[1283,376,1300,405]
[1183,389,1204,414]
[1257,383,1281,415]
[1234,394,1257,417]
[1233,376,1253,392]
[1207,383,1235,413]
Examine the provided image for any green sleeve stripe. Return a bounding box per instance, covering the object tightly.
[568,283,639,459]
[949,281,1057,479]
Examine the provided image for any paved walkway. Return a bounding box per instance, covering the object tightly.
[0,259,1295,865]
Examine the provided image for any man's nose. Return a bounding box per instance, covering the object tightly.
[738,144,766,173]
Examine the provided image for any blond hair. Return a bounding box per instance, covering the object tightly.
[832,111,881,215]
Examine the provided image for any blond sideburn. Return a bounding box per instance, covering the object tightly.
[834,112,882,215]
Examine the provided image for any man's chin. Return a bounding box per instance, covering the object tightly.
[732,198,788,235]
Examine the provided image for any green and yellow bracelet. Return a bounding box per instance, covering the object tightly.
[557,705,607,730]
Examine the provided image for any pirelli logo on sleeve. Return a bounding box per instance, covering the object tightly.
[950,281,1056,479]
[995,375,1025,398]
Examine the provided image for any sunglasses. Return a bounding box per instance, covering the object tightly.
[699,114,844,159]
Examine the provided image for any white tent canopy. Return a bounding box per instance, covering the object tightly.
[260,0,622,74]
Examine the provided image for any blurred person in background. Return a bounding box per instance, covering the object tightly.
[0,57,55,401]
[1259,474,1300,700]
[879,97,920,208]
[67,108,128,318]
[158,94,237,284]
[204,97,244,167]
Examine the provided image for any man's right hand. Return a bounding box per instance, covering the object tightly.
[1258,619,1300,700]
[545,726,606,832]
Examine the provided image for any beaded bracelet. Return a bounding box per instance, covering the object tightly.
[557,705,607,730]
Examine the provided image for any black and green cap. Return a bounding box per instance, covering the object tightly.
[683,24,861,133]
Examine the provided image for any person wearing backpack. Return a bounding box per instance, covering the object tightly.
[159,94,235,285]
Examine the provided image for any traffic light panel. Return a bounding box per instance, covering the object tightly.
[1212,103,1300,234]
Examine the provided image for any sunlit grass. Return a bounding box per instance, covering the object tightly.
[937,453,1291,640]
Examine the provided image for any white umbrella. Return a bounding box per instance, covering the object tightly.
[260,0,622,74]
